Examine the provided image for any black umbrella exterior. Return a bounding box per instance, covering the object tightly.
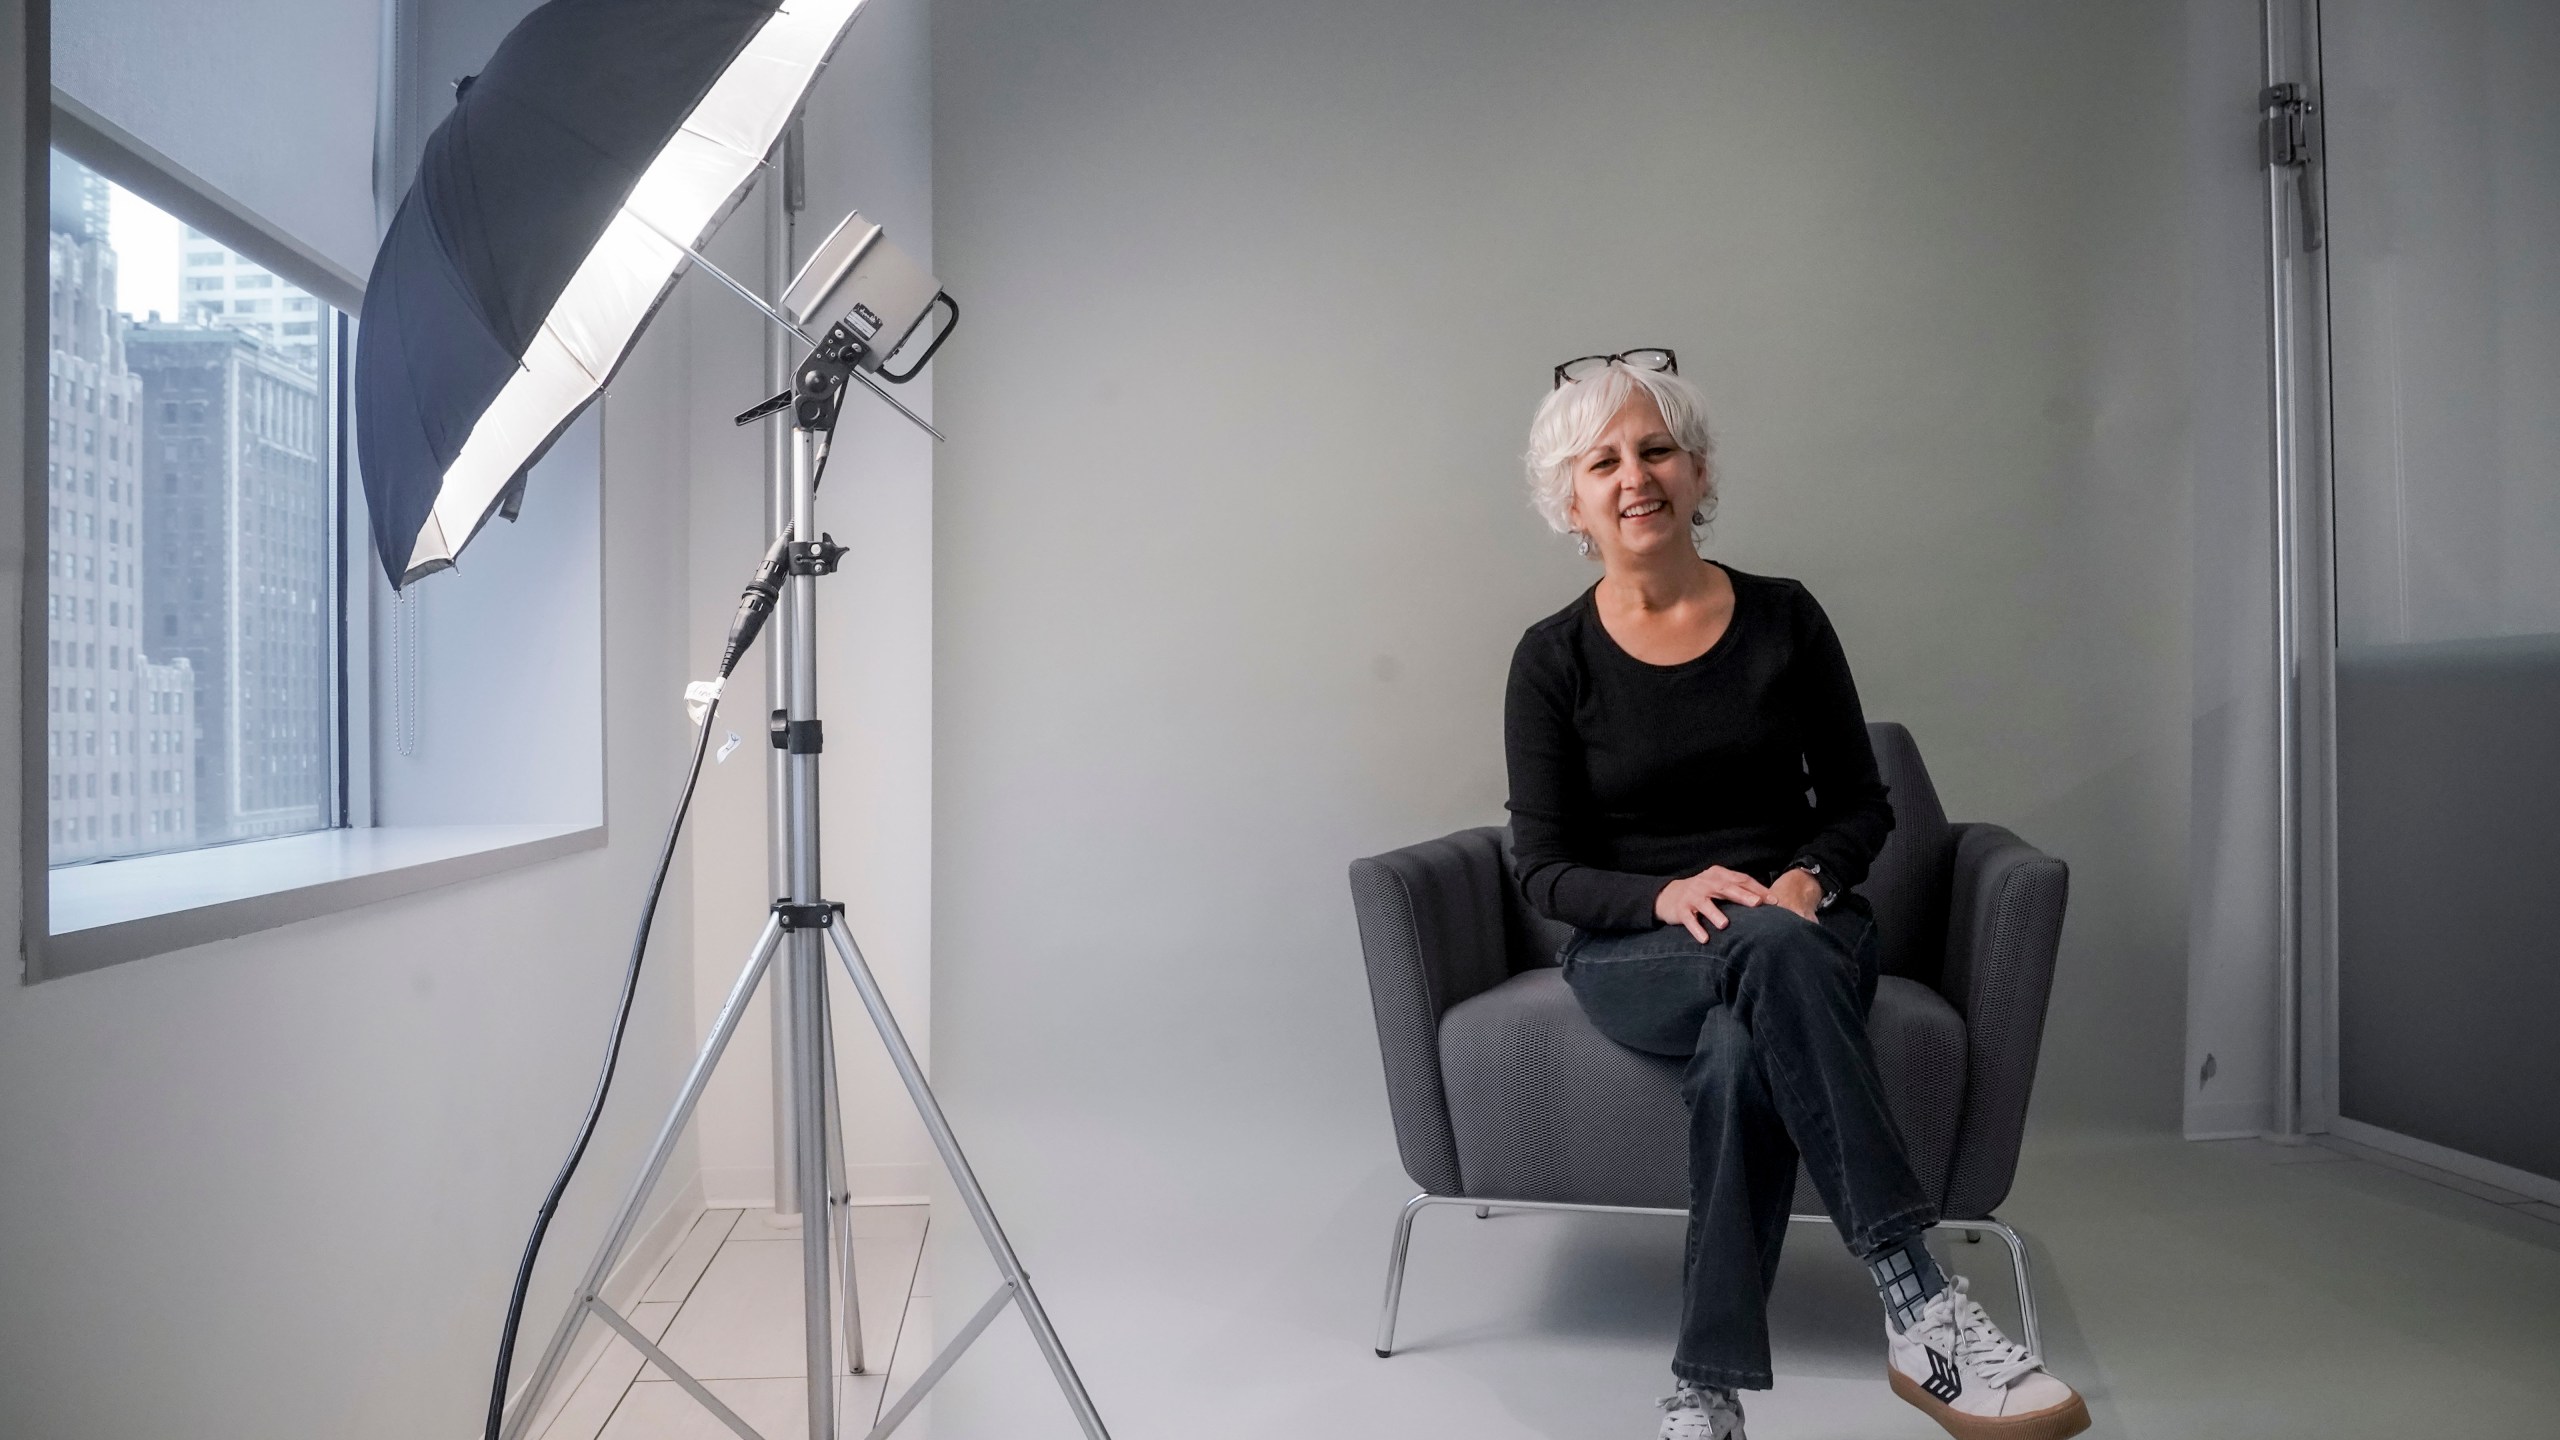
[357,0,867,586]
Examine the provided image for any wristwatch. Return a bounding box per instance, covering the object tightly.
[1789,858,1840,911]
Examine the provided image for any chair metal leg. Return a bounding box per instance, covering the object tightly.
[1935,1217,2041,1357]
[1373,1196,2046,1367]
[1375,1193,1443,1357]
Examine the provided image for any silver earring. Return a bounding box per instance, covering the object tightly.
[1691,509,1706,526]
[1573,530,1593,557]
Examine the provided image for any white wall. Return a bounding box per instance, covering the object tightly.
[925,0,2212,1429]
[0,7,714,1438]
[371,409,606,828]
[679,0,937,1210]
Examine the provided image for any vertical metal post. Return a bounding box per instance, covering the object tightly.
[786,422,836,1439]
[793,948,836,1437]
[821,997,868,1374]
[2261,1,2314,1142]
[767,121,806,1215]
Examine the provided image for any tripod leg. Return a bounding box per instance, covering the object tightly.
[824,918,1114,1440]
[821,999,868,1374]
[501,916,786,1440]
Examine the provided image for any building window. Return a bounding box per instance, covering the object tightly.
[45,150,343,867]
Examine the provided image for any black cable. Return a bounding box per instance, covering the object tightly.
[482,690,721,1440]
[479,438,830,1440]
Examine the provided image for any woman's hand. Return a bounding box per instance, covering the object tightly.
[1655,866,1771,943]
[1768,868,1824,922]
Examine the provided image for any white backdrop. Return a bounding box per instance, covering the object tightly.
[924,1,2223,1435]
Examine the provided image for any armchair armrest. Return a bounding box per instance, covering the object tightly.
[1937,821,2070,1218]
[1349,826,1516,1197]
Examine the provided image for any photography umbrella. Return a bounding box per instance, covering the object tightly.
[357,0,866,587]
[363,6,1107,1440]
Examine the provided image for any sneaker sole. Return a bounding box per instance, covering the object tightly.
[1888,1367,2091,1440]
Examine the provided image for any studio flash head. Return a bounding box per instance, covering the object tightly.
[783,210,956,384]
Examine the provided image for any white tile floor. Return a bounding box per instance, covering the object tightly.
[533,1205,933,1440]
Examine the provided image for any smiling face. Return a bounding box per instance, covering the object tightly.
[1563,390,1711,566]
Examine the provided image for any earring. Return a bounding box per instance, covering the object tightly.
[1691,509,1706,526]
[1573,530,1593,557]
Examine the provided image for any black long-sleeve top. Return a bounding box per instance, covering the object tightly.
[1503,566,1895,932]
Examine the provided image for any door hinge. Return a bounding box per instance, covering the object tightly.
[2261,82,2312,168]
[2261,82,2325,250]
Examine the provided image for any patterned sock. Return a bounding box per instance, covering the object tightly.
[1867,1233,1946,1332]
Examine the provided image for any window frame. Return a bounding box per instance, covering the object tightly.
[42,130,350,869]
[22,93,605,982]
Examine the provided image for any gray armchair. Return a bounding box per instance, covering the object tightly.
[1349,722,2068,1357]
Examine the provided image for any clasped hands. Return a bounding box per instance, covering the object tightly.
[1654,864,1823,943]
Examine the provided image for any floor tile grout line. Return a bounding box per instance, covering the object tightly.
[868,1213,930,1429]
[623,1208,744,1395]
[645,1218,931,1405]
[536,1265,696,1440]
[571,1204,934,1434]
[655,1209,746,1312]
[854,1211,932,1421]
[588,1359,647,1440]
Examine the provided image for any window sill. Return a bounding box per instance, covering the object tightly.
[35,823,605,981]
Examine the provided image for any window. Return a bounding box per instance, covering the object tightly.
[44,150,343,867]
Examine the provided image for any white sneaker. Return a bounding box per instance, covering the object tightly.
[1886,1277,2089,1440]
[1657,1381,1745,1440]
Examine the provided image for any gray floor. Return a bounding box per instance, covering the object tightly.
[909,1125,2560,1439]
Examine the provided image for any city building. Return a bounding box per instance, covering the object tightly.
[179,228,324,372]
[45,152,195,864]
[129,318,333,846]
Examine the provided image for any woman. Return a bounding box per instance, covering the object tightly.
[1503,353,2087,1440]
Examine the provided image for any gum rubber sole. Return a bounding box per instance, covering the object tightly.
[1888,1367,2092,1440]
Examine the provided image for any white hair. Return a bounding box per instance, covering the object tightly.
[1522,362,1717,538]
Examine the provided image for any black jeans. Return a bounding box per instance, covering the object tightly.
[1560,896,1938,1390]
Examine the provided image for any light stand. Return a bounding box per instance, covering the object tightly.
[496,246,1109,1440]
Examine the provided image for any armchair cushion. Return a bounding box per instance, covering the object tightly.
[1438,968,1967,1212]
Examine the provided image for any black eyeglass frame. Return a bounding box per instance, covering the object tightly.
[1552,348,1679,389]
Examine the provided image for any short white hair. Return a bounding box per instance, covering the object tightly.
[1523,362,1717,537]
